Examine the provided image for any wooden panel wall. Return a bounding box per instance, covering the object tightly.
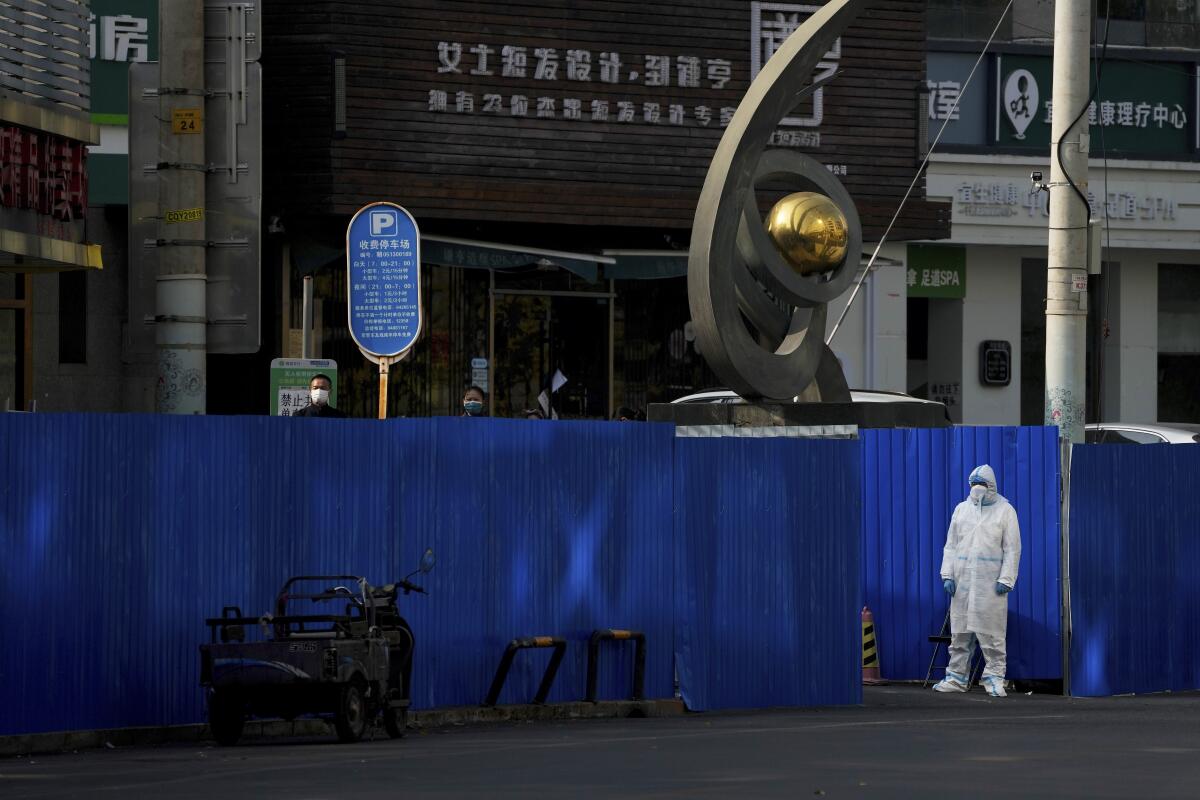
[264,0,949,240]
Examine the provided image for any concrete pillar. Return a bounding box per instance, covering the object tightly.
[1101,257,1158,422]
[869,246,908,393]
[828,244,907,392]
[960,249,1022,425]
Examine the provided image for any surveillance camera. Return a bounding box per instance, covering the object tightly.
[1031,171,1043,183]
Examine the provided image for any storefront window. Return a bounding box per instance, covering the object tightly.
[297,258,721,420]
[614,277,717,413]
[1020,258,1047,426]
[906,297,929,398]
[1158,263,1200,422]
[493,267,610,419]
[1108,0,1145,19]
[302,262,489,418]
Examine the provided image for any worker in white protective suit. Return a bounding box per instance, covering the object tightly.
[932,464,1021,698]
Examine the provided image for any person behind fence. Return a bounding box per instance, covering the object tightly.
[461,385,486,417]
[293,373,346,418]
[933,464,1021,698]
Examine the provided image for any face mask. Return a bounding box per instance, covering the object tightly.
[311,388,329,405]
[464,400,483,415]
[970,485,987,502]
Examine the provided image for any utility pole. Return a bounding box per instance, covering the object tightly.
[155,0,207,414]
[1044,0,1091,442]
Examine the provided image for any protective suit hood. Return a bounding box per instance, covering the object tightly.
[968,464,999,506]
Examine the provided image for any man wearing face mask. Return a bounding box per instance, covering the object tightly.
[461,385,486,417]
[932,464,1021,698]
[294,374,346,418]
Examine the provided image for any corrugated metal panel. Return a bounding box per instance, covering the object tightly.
[1069,444,1200,697]
[673,438,862,711]
[0,1,91,111]
[861,426,1061,682]
[0,414,675,735]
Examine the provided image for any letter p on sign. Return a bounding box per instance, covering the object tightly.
[370,210,398,237]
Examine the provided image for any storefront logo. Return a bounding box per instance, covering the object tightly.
[750,2,840,134]
[89,13,149,63]
[1003,69,1038,140]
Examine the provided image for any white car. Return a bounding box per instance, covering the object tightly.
[671,388,945,406]
[1084,422,1200,444]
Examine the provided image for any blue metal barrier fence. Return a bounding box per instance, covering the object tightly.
[861,426,1062,682]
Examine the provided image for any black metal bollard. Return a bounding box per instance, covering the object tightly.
[585,629,645,703]
[483,636,567,707]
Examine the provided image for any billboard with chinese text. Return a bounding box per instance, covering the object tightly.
[994,55,1194,156]
[264,0,949,241]
[926,50,1197,159]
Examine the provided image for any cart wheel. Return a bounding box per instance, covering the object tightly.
[334,682,367,743]
[208,690,244,746]
[383,706,407,739]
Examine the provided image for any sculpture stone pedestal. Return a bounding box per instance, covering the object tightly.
[646,401,950,430]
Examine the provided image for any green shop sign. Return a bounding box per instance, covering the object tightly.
[994,55,1195,157]
[90,0,158,123]
[88,1,158,205]
[907,245,966,299]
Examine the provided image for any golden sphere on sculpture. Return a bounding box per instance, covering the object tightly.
[765,192,849,275]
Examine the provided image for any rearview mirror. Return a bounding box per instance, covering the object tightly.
[420,548,436,573]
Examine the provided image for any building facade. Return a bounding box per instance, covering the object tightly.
[1,2,101,411]
[263,0,946,418]
[9,0,951,417]
[917,0,1200,425]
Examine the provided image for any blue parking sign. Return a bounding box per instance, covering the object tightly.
[345,202,423,358]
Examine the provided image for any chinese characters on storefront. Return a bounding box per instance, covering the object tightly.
[429,44,738,128]
[930,77,1188,129]
[0,125,88,236]
[926,53,1197,158]
[427,2,841,150]
[752,1,840,138]
[929,382,961,408]
[906,244,966,299]
[88,12,149,62]
[954,181,1177,222]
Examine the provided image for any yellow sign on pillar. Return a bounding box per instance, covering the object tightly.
[171,108,203,134]
[164,207,204,224]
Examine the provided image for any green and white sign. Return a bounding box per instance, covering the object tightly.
[88,0,158,205]
[270,358,339,416]
[994,55,1194,156]
[907,245,966,299]
[90,0,158,123]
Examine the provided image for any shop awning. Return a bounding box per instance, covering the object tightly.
[0,229,103,272]
[292,233,617,284]
[601,250,689,280]
[423,235,613,284]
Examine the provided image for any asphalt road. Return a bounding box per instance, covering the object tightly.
[5,686,1200,799]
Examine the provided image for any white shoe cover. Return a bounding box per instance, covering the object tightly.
[983,676,1008,697]
[933,676,968,693]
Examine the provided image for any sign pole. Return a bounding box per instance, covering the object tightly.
[346,202,423,417]
[378,356,390,420]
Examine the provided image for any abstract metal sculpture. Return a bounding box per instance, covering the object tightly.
[688,0,866,401]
